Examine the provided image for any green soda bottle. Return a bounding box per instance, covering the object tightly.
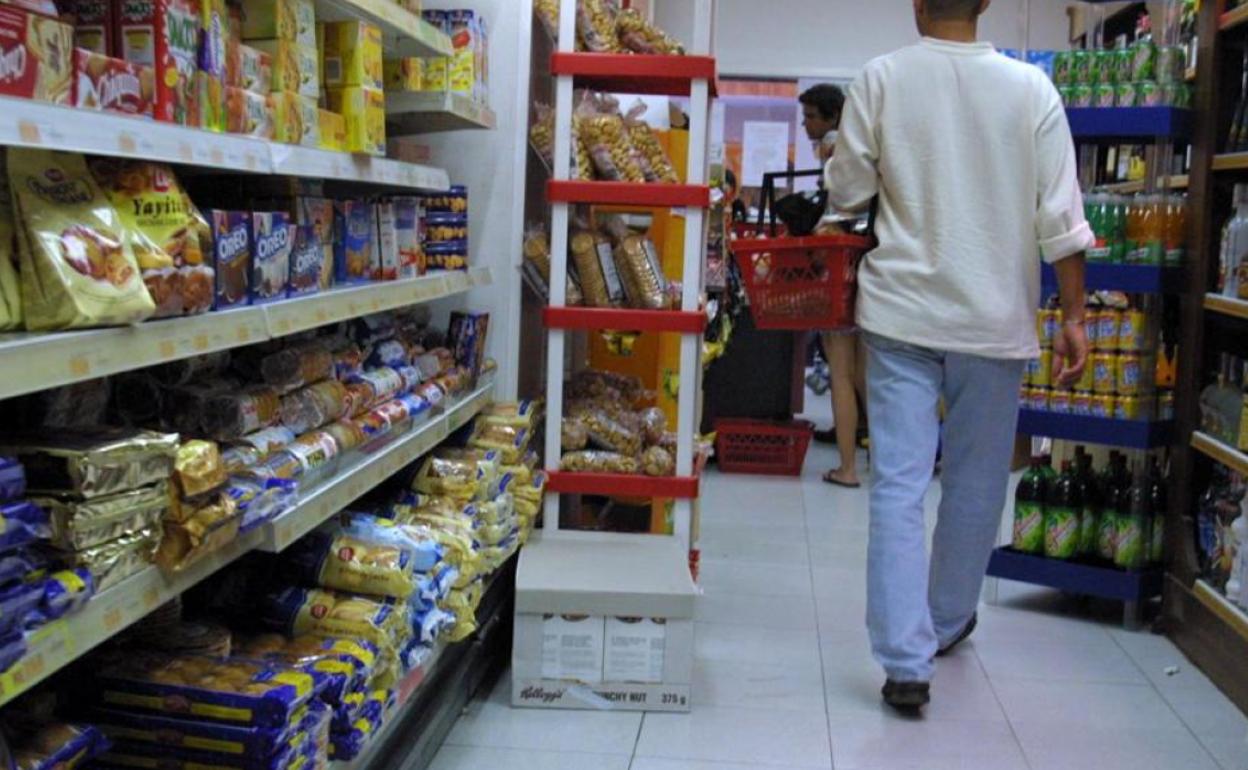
[1109,195,1129,264]
[1097,452,1123,562]
[1046,461,1082,560]
[1076,449,1100,556]
[1013,458,1048,554]
[1115,465,1152,570]
[1148,458,1168,564]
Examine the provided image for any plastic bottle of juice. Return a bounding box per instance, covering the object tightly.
[1124,194,1145,264]
[1222,184,1248,297]
[1097,452,1124,562]
[1085,192,1109,262]
[1046,461,1082,560]
[1013,458,1048,554]
[1076,449,1100,556]
[1110,194,1129,263]
[1140,194,1163,265]
[1163,193,1187,267]
[1148,457,1167,564]
[1116,464,1152,570]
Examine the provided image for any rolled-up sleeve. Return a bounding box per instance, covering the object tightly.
[825,72,880,218]
[1035,86,1094,263]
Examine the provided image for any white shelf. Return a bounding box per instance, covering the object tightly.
[386,92,497,133]
[0,268,491,402]
[269,144,449,190]
[0,380,495,707]
[314,0,451,58]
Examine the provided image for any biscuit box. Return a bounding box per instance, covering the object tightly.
[383,58,421,91]
[62,0,115,55]
[318,109,345,152]
[241,0,315,47]
[116,0,201,126]
[249,37,317,97]
[0,5,73,104]
[287,224,323,297]
[271,91,317,146]
[209,210,251,309]
[334,200,374,285]
[251,212,293,304]
[296,197,334,290]
[325,86,385,156]
[224,86,273,138]
[226,41,270,92]
[72,47,153,116]
[197,0,227,132]
[322,20,382,90]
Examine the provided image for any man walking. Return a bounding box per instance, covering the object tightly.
[825,0,1091,711]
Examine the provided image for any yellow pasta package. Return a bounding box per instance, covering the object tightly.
[283,529,417,599]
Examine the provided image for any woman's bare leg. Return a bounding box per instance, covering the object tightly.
[825,333,861,486]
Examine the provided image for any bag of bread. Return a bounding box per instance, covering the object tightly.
[88,159,213,318]
[281,528,418,600]
[8,149,154,330]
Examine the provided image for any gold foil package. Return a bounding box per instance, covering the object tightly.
[36,484,168,552]
[0,429,178,499]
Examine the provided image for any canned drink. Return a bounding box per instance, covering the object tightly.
[1157,45,1184,84]
[1051,389,1072,414]
[1136,81,1163,107]
[1072,391,1094,416]
[1093,353,1117,394]
[1094,84,1117,109]
[1091,395,1115,418]
[1031,388,1052,411]
[1071,84,1094,108]
[1087,50,1105,85]
[1073,50,1092,84]
[1131,38,1157,82]
[1038,308,1059,348]
[1116,396,1144,421]
[1085,311,1100,350]
[1115,48,1134,84]
[1159,389,1175,420]
[1115,82,1138,108]
[1053,50,1073,85]
[1116,353,1143,396]
[1118,309,1146,351]
[1076,356,1097,392]
[1034,349,1054,389]
[1097,309,1120,352]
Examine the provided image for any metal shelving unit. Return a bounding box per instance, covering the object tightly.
[387,92,498,133]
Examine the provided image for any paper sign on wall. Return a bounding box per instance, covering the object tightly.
[741,120,790,187]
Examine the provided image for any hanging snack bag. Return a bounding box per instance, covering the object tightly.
[250,212,293,304]
[616,8,684,54]
[116,0,201,127]
[624,100,680,183]
[8,149,155,330]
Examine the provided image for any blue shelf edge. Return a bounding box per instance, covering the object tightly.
[1041,263,1184,295]
[1017,409,1174,449]
[1066,107,1193,141]
[986,547,1163,603]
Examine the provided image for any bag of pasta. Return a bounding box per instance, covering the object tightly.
[576,0,621,52]
[282,528,417,600]
[411,455,480,500]
[8,149,155,330]
[432,447,501,496]
[467,421,530,464]
[616,7,684,54]
[623,100,681,183]
[258,586,407,655]
[577,95,645,183]
[395,518,480,586]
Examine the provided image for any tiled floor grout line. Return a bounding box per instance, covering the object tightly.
[970,641,1038,770]
[626,712,646,769]
[804,460,841,769]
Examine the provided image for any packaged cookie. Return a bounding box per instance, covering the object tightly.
[227,42,271,92]
[616,8,684,55]
[88,707,307,763]
[282,529,417,600]
[117,0,201,126]
[284,431,339,476]
[8,149,155,330]
[0,429,177,499]
[295,197,335,290]
[570,227,624,308]
[250,212,294,304]
[256,586,406,654]
[560,450,639,474]
[72,49,154,116]
[0,6,73,104]
[225,87,275,138]
[36,484,167,551]
[241,0,316,46]
[208,210,252,309]
[287,225,324,298]
[334,200,375,285]
[576,0,621,52]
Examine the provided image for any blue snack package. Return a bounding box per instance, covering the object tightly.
[251,212,294,304]
[0,549,47,588]
[97,735,300,770]
[88,706,307,760]
[334,200,375,285]
[39,568,95,621]
[397,394,432,424]
[412,607,455,644]
[1,580,44,635]
[0,501,49,552]
[337,511,444,574]
[91,653,320,728]
[287,225,324,298]
[328,713,381,762]
[254,586,403,655]
[234,634,379,706]
[0,457,25,502]
[209,210,252,310]
[7,722,109,770]
[0,630,26,673]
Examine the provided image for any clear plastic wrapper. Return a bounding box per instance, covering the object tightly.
[256,587,406,655]
[0,500,50,552]
[59,525,160,591]
[639,407,668,446]
[412,456,479,501]
[0,581,42,636]
[280,380,351,435]
[0,429,178,500]
[622,99,681,182]
[0,456,26,502]
[37,484,166,550]
[576,0,621,52]
[562,417,590,451]
[247,450,304,482]
[467,422,530,464]
[235,634,379,707]
[322,420,367,454]
[347,368,404,410]
[579,408,643,455]
[578,95,646,183]
[8,723,109,770]
[481,401,540,429]
[642,445,675,477]
[616,8,684,54]
[560,450,640,474]
[232,426,299,459]
[174,440,227,500]
[228,476,298,533]
[203,387,282,441]
[344,382,376,418]
[606,218,669,311]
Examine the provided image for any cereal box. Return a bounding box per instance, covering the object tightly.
[296,197,334,290]
[225,86,273,138]
[241,0,315,47]
[447,10,478,97]
[0,5,73,104]
[72,48,153,116]
[62,0,115,55]
[209,210,251,309]
[226,42,270,92]
[271,91,317,146]
[318,109,345,152]
[197,0,227,132]
[334,200,374,285]
[326,86,385,156]
[322,21,382,90]
[287,225,323,297]
[249,37,317,97]
[116,0,201,126]
[383,58,422,92]
[250,211,293,304]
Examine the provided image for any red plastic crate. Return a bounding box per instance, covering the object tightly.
[715,419,815,476]
[733,234,872,331]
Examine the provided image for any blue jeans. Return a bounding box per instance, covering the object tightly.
[863,332,1025,682]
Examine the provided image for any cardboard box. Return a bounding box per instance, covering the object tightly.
[250,211,293,304]
[448,310,489,384]
[540,615,605,684]
[0,5,72,104]
[62,0,114,55]
[392,196,424,278]
[224,86,273,138]
[287,224,323,297]
[325,86,384,156]
[603,617,667,684]
[196,0,226,132]
[249,37,317,97]
[318,109,345,152]
[446,9,478,98]
[241,0,314,47]
[116,0,201,126]
[296,196,334,290]
[209,210,251,309]
[383,58,422,92]
[333,199,374,285]
[374,199,400,281]
[271,91,317,146]
[72,48,153,116]
[321,20,382,90]
[226,42,270,93]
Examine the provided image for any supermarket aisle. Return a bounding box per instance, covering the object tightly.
[429,450,1248,770]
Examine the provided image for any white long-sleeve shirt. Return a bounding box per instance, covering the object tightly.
[826,37,1093,360]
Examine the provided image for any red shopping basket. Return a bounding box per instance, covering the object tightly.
[715,419,815,476]
[733,233,872,331]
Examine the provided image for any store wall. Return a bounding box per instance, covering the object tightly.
[656,0,1072,78]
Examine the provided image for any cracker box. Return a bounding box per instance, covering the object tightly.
[241,0,314,47]
[63,0,115,55]
[116,0,201,126]
[209,210,251,309]
[249,37,317,97]
[446,9,478,97]
[287,225,323,297]
[72,48,153,116]
[250,212,293,304]
[383,58,422,92]
[296,197,334,290]
[448,310,490,384]
[225,86,273,138]
[318,109,345,152]
[325,86,385,156]
[392,196,424,278]
[197,0,227,132]
[322,20,382,90]
[226,42,270,92]
[334,200,374,285]
[0,5,73,104]
[270,91,316,145]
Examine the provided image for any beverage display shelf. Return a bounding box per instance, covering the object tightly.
[1222,2,1248,32]
[1066,107,1193,141]
[1040,263,1184,294]
[313,0,452,57]
[0,382,494,708]
[0,268,491,403]
[259,379,494,552]
[547,472,700,499]
[550,52,717,96]
[1017,409,1175,449]
[1194,579,1248,644]
[547,180,711,207]
[542,307,708,333]
[986,547,1164,603]
[1101,174,1189,194]
[1191,431,1248,476]
[1204,293,1248,321]
[387,92,498,133]
[0,97,449,189]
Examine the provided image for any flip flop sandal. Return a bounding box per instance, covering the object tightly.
[822,471,862,489]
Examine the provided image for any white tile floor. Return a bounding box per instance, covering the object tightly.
[430,410,1248,769]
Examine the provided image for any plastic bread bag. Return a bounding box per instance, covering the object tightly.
[320,420,367,456]
[231,426,299,460]
[8,149,156,330]
[365,339,411,370]
[467,422,530,465]
[37,484,166,550]
[86,706,306,763]
[58,525,161,592]
[576,95,645,183]
[576,0,621,52]
[616,8,685,55]
[280,527,417,600]
[336,511,445,574]
[0,501,50,552]
[560,450,640,474]
[433,447,502,494]
[174,440,227,500]
[601,215,669,310]
[0,429,178,500]
[280,380,350,434]
[480,401,541,429]
[577,407,642,455]
[154,492,241,573]
[256,586,406,655]
[411,455,479,501]
[203,386,282,441]
[228,476,298,533]
[8,723,110,770]
[638,406,668,446]
[386,491,464,525]
[347,368,404,410]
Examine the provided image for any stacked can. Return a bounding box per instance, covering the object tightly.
[1023,300,1156,421]
[1052,41,1191,109]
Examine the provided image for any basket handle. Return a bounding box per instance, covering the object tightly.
[758,168,824,237]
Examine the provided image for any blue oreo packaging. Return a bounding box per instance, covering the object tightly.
[251,212,294,304]
[209,211,252,309]
[287,225,325,298]
[0,456,25,501]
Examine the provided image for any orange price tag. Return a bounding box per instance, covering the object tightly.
[236,326,251,343]
[118,133,137,154]
[159,340,176,359]
[18,121,40,144]
[69,355,91,378]
[103,606,124,633]
[193,334,209,352]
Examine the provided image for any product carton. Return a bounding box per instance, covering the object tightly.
[287,224,323,297]
[318,109,345,152]
[374,199,400,281]
[116,0,201,126]
[62,0,115,55]
[321,20,382,90]
[419,9,447,91]
[209,210,251,309]
[446,9,479,98]
[196,0,227,132]
[334,199,375,285]
[249,37,317,97]
[296,196,334,290]
[225,42,271,93]
[325,86,385,156]
[250,211,293,304]
[382,57,421,91]
[224,86,273,138]
[241,0,315,47]
[72,47,153,116]
[270,90,318,146]
[448,310,489,384]
[392,196,424,278]
[0,5,73,104]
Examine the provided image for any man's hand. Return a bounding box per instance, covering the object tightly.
[1052,320,1089,388]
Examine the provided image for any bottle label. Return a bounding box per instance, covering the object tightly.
[1080,506,1099,556]
[1115,519,1144,569]
[1045,507,1080,560]
[1150,513,1165,563]
[1098,511,1119,561]
[1013,501,1044,554]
